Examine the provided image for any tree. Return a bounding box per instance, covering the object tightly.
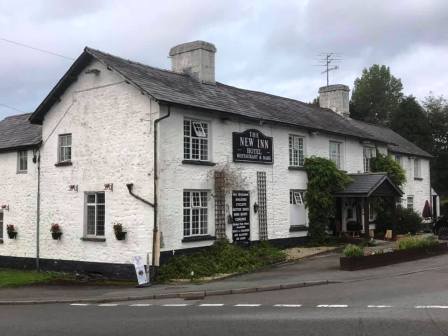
[390,96,432,152]
[370,153,406,187]
[350,65,403,125]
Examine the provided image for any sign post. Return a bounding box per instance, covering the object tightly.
[133,255,150,287]
[232,190,251,244]
[232,129,273,164]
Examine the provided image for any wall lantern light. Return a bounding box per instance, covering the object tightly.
[253,202,259,214]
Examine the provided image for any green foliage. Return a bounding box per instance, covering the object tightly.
[397,235,438,250]
[304,157,352,243]
[370,153,406,187]
[342,244,364,257]
[375,207,423,235]
[391,96,433,153]
[350,64,403,125]
[157,240,286,282]
[0,269,64,288]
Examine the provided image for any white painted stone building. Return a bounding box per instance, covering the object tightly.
[0,41,439,278]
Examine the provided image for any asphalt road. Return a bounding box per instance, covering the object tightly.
[2,264,448,336]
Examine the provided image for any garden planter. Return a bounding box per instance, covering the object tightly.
[340,243,448,271]
[115,231,127,241]
[52,232,63,240]
[7,231,17,239]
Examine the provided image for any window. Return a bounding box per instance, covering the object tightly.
[289,135,305,167]
[58,134,72,162]
[184,120,208,161]
[0,211,3,240]
[329,141,342,169]
[85,192,105,237]
[369,203,375,222]
[395,155,402,166]
[17,150,27,173]
[289,190,307,226]
[407,196,414,210]
[414,158,421,179]
[183,190,208,237]
[363,147,376,173]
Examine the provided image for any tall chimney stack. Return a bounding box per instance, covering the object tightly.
[318,84,350,117]
[169,41,217,84]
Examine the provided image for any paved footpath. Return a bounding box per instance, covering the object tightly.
[1,251,448,304]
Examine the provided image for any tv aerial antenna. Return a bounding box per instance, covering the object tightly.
[314,53,342,86]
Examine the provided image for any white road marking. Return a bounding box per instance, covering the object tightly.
[317,304,348,308]
[162,304,190,307]
[415,305,448,309]
[98,303,119,307]
[199,304,225,307]
[70,303,90,306]
[234,304,261,307]
[274,304,302,308]
[130,303,152,307]
[367,305,392,308]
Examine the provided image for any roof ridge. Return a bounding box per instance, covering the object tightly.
[3,112,32,121]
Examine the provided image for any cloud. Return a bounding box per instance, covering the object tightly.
[0,0,447,119]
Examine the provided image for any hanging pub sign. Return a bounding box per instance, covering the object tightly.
[232,190,251,244]
[232,129,273,164]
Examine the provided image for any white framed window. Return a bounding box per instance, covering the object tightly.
[414,158,421,179]
[289,135,305,167]
[17,150,28,173]
[184,119,209,161]
[363,147,376,173]
[58,134,72,163]
[0,211,3,240]
[407,196,414,210]
[85,192,105,237]
[183,190,208,237]
[329,141,342,169]
[289,190,307,226]
[369,203,375,222]
[395,154,402,166]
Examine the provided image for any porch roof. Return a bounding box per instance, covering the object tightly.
[334,173,403,198]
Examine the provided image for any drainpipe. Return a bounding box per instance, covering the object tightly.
[34,150,41,271]
[152,104,171,269]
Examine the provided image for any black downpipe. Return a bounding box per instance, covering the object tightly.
[126,183,154,207]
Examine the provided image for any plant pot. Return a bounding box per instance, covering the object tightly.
[115,231,127,241]
[7,231,17,239]
[52,232,63,240]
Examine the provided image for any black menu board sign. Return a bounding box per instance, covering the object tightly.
[232,129,273,164]
[232,190,251,244]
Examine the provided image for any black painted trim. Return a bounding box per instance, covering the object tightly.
[288,166,306,171]
[289,225,308,232]
[182,235,216,243]
[81,237,106,242]
[55,161,73,167]
[414,177,424,181]
[182,160,216,166]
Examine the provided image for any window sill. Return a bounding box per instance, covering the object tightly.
[182,160,216,166]
[288,166,306,171]
[16,171,28,174]
[182,235,216,243]
[55,161,73,167]
[414,177,423,181]
[289,225,308,232]
[80,237,106,242]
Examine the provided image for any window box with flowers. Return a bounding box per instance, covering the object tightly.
[6,225,17,239]
[113,223,127,241]
[50,224,63,240]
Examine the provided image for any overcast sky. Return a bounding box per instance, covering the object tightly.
[1,0,447,120]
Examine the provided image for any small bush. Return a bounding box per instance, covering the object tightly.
[397,235,438,250]
[343,244,364,257]
[157,240,286,282]
[375,207,423,235]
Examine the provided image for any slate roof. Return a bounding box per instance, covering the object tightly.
[29,47,431,158]
[0,113,41,152]
[334,173,403,197]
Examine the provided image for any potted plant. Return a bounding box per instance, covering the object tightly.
[113,223,127,240]
[50,223,63,240]
[6,225,17,239]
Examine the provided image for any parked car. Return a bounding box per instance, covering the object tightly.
[433,216,448,239]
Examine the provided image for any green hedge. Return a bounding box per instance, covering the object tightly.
[397,235,438,250]
[342,244,364,257]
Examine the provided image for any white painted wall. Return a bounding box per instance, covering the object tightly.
[0,149,37,257]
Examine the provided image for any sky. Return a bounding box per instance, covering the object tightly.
[1,0,447,120]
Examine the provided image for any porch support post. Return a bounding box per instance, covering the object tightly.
[363,197,370,238]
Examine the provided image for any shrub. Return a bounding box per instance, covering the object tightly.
[397,235,438,250]
[343,244,364,257]
[157,240,286,282]
[370,153,406,187]
[375,207,423,235]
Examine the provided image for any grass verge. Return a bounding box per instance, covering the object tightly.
[0,269,67,288]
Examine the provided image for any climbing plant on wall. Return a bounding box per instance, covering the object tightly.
[370,153,406,187]
[304,157,352,243]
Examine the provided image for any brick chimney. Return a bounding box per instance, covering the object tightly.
[169,41,217,84]
[318,84,350,117]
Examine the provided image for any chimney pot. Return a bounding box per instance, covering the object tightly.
[318,84,350,116]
